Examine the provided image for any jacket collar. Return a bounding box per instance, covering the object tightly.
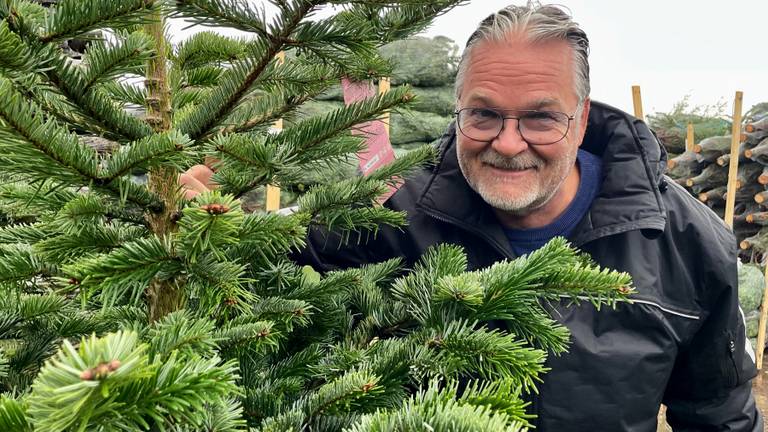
[415,101,668,256]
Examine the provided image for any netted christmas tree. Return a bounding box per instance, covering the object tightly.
[0,1,634,430]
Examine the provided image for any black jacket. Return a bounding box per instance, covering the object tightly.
[300,101,763,431]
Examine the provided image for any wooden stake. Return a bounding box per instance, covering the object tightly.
[723,91,743,228]
[378,77,391,137]
[265,52,286,212]
[631,85,644,120]
[686,123,694,152]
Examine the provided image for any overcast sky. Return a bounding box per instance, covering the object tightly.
[169,1,768,117]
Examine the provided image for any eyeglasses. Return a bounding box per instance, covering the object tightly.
[454,108,576,145]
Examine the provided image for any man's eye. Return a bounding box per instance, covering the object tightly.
[469,109,498,119]
[525,111,558,121]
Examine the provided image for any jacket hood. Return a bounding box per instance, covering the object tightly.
[416,101,669,248]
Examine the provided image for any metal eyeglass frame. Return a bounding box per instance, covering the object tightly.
[453,108,577,145]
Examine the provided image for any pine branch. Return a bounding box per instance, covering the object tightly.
[272,86,413,165]
[213,88,316,137]
[172,0,270,37]
[315,206,408,244]
[0,244,44,285]
[40,0,160,44]
[35,223,149,265]
[0,395,31,432]
[349,380,524,432]
[62,235,182,305]
[173,87,211,110]
[285,16,378,66]
[229,212,307,265]
[0,223,49,244]
[366,143,437,186]
[80,31,155,92]
[146,310,217,361]
[8,73,101,136]
[0,76,101,185]
[50,194,109,235]
[297,177,387,216]
[0,181,78,219]
[25,331,148,431]
[176,1,318,139]
[211,131,362,196]
[251,297,313,332]
[177,192,244,262]
[0,19,44,76]
[539,263,634,307]
[25,330,242,431]
[179,64,224,88]
[417,319,547,391]
[173,30,247,70]
[47,58,154,142]
[185,254,253,317]
[333,1,467,44]
[100,130,194,182]
[214,319,281,356]
[262,369,384,431]
[100,81,148,107]
[0,1,46,41]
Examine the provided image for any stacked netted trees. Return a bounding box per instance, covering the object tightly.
[309,36,457,156]
[0,1,634,430]
[663,106,768,259]
[660,105,768,348]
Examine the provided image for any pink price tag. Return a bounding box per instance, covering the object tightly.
[341,78,396,177]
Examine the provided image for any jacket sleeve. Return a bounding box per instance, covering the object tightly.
[663,239,763,430]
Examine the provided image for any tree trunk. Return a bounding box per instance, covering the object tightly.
[144,10,185,322]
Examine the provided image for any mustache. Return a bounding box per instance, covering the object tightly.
[478,150,544,170]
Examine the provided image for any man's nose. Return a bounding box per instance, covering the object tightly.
[491,118,529,157]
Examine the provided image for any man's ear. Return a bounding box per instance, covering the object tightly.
[577,97,591,147]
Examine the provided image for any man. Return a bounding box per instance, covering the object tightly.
[182,3,762,430]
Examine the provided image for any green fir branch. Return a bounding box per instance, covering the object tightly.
[47,59,153,141]
[40,0,160,44]
[0,223,49,244]
[0,20,44,76]
[418,319,548,391]
[0,244,44,285]
[0,395,31,432]
[172,0,270,37]
[147,310,217,360]
[100,130,194,182]
[176,1,318,139]
[173,31,247,70]
[177,191,244,262]
[0,76,101,185]
[100,81,148,107]
[80,31,155,91]
[62,235,182,304]
[35,224,149,265]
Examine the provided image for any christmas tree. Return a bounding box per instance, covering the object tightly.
[0,1,633,430]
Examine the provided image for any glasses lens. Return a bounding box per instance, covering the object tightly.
[458,108,502,141]
[519,111,570,144]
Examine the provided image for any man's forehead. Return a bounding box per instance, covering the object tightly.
[463,94,562,110]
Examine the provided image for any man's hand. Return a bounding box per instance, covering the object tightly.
[179,164,216,200]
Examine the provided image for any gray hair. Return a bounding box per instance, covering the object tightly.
[454,2,590,104]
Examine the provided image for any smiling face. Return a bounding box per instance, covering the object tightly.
[456,34,590,223]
